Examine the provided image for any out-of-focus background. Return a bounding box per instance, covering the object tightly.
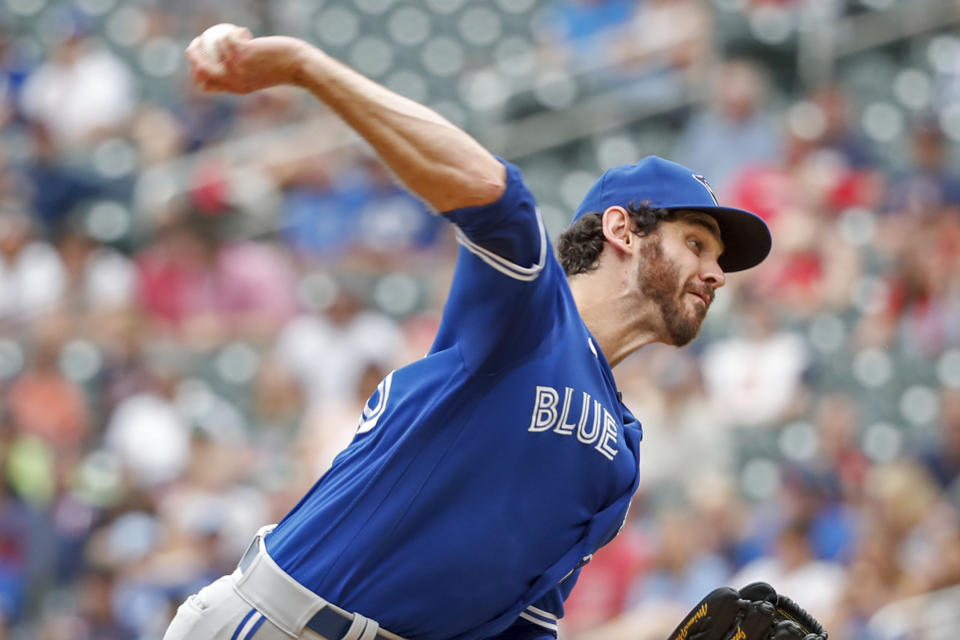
[0,0,959,638]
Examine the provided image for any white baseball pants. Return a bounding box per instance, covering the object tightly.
[162,525,401,640]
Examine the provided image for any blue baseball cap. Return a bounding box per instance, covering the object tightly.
[572,156,772,272]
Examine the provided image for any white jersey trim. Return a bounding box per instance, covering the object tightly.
[519,612,559,632]
[587,338,598,357]
[526,605,558,621]
[452,208,547,282]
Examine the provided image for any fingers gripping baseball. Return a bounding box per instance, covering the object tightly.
[667,583,827,640]
[186,26,306,94]
[186,25,249,88]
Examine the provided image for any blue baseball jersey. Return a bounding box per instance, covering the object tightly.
[265,160,643,640]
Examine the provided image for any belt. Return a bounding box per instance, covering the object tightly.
[236,530,402,640]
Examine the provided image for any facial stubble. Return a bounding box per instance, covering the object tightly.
[637,235,707,347]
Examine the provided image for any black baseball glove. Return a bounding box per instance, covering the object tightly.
[666,582,827,640]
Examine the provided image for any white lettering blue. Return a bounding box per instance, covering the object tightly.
[554,387,578,435]
[529,386,559,432]
[530,385,618,460]
[577,399,602,445]
[595,409,619,460]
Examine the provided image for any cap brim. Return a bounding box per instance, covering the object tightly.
[664,205,772,273]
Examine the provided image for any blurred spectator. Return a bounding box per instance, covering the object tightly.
[275,286,402,407]
[6,318,90,453]
[808,84,876,170]
[537,0,712,111]
[96,317,154,420]
[920,388,960,491]
[861,462,943,593]
[354,157,444,254]
[619,350,733,492]
[396,310,444,369]
[729,85,882,228]
[73,568,136,640]
[0,26,31,129]
[537,0,635,69]
[279,155,440,258]
[672,59,783,197]
[136,214,298,345]
[174,83,237,152]
[688,481,763,571]
[158,434,268,562]
[727,126,871,315]
[280,159,368,257]
[231,87,304,138]
[248,355,304,445]
[0,479,31,623]
[56,226,136,317]
[837,516,902,640]
[578,507,731,640]
[879,218,960,356]
[23,123,105,236]
[626,508,731,609]
[19,30,136,147]
[886,115,960,218]
[244,355,305,497]
[613,0,713,105]
[297,361,386,480]
[810,393,870,497]
[797,394,868,563]
[561,523,647,637]
[103,349,191,489]
[131,103,188,167]
[0,203,67,322]
[730,518,845,623]
[48,475,101,586]
[777,468,858,566]
[701,298,808,427]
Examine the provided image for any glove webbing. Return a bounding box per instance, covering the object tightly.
[775,593,826,637]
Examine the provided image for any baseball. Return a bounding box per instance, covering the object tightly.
[197,23,240,65]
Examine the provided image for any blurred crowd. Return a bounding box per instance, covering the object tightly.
[1,0,959,639]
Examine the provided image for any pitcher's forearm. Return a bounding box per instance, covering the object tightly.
[293,47,505,212]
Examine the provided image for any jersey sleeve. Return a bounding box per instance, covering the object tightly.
[433,158,566,374]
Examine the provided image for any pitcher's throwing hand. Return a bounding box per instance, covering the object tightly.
[186,26,305,94]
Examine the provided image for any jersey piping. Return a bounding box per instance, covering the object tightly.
[451,207,547,281]
[523,605,560,631]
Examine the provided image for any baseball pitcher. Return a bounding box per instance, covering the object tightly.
[167,26,825,640]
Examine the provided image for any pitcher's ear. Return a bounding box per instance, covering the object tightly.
[601,206,635,255]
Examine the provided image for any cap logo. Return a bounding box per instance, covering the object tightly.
[692,174,719,205]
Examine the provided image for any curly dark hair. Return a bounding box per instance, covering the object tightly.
[557,202,677,276]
